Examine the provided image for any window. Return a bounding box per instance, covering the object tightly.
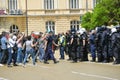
[70,21,80,30]
[8,0,17,10]
[46,21,55,33]
[44,0,54,10]
[69,0,79,9]
[10,25,19,33]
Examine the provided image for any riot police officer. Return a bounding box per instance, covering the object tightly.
[102,27,110,63]
[89,30,96,62]
[96,27,104,62]
[65,30,72,60]
[111,26,120,64]
[76,30,82,61]
[80,29,89,61]
[70,29,78,62]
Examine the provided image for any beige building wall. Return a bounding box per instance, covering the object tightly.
[27,15,80,34]
[0,17,26,33]
[0,0,94,34]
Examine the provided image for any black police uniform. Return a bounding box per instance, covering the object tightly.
[80,32,89,61]
[102,29,110,63]
[76,34,82,61]
[96,28,104,62]
[71,34,78,62]
[65,33,72,60]
[111,27,120,64]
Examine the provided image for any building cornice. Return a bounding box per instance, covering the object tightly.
[0,15,26,17]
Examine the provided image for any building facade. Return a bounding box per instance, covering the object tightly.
[0,0,96,34]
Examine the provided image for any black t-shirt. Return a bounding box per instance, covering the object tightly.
[47,36,54,49]
[66,34,71,44]
[71,34,78,46]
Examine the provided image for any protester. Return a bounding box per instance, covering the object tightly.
[16,33,25,65]
[0,26,120,67]
[38,33,46,62]
[23,36,37,67]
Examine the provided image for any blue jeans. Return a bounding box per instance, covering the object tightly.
[17,48,23,63]
[0,49,7,63]
[7,48,12,65]
[39,48,45,61]
[23,48,35,65]
[60,46,65,59]
[44,48,55,61]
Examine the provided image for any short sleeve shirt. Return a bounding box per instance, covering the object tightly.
[46,36,53,49]
[25,40,32,51]
[1,36,7,49]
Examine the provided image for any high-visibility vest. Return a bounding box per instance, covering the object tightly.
[59,35,66,46]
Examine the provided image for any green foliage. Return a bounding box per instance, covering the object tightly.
[81,12,92,30]
[81,0,120,30]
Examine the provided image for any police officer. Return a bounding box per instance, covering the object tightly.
[44,31,59,64]
[89,30,96,62]
[95,27,104,62]
[70,29,78,62]
[111,26,120,64]
[108,29,114,62]
[102,27,110,63]
[80,28,89,61]
[76,30,82,61]
[65,30,72,60]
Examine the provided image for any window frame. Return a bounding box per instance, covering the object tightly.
[46,21,55,33]
[69,0,79,9]
[8,0,17,10]
[10,25,19,33]
[44,0,54,10]
[70,20,80,30]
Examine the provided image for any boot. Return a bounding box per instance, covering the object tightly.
[53,59,59,64]
[44,61,49,64]
[91,58,96,62]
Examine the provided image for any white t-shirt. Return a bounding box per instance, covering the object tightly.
[25,40,32,51]
[12,35,17,41]
[7,38,15,48]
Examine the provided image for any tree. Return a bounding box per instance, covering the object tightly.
[81,0,120,30]
[81,12,93,30]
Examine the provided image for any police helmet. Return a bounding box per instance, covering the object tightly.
[102,25,107,31]
[116,26,120,30]
[111,28,117,33]
[79,28,86,34]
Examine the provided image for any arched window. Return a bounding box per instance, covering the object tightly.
[10,25,19,33]
[46,21,55,33]
[70,20,80,30]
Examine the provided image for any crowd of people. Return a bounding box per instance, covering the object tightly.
[0,25,120,67]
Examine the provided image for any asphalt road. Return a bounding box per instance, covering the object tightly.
[0,51,120,80]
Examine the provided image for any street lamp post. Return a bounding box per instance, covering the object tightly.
[26,0,28,36]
